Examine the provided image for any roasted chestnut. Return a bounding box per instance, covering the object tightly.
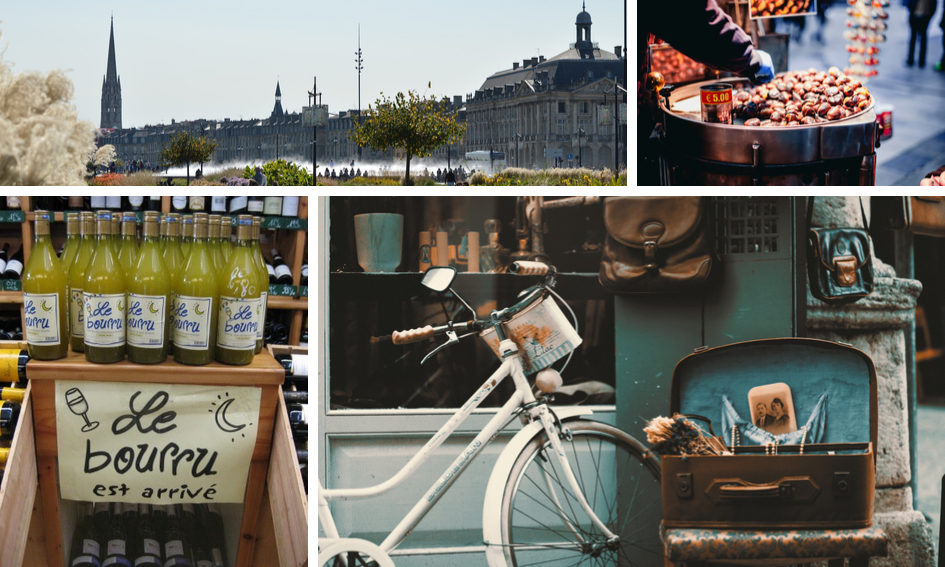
[770,110,783,122]
[826,106,843,120]
[744,118,762,126]
[802,116,817,124]
[736,91,751,102]
[744,101,759,118]
[825,86,840,96]
[843,96,856,107]
[818,102,832,115]
[827,94,843,105]
[760,107,774,119]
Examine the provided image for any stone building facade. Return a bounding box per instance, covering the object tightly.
[463,2,626,170]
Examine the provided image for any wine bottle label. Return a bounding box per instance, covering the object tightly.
[163,558,192,567]
[91,196,106,208]
[135,557,161,566]
[189,196,205,210]
[69,196,84,208]
[6,258,23,276]
[291,354,309,378]
[0,258,7,273]
[0,350,23,382]
[84,293,126,347]
[24,293,61,345]
[266,264,275,278]
[127,294,166,348]
[128,196,144,208]
[217,296,260,351]
[164,540,184,559]
[211,197,227,212]
[247,200,264,213]
[256,292,267,340]
[83,539,101,556]
[274,264,292,280]
[211,549,224,567]
[229,196,247,212]
[107,539,127,556]
[173,295,212,350]
[103,557,132,567]
[106,196,122,209]
[196,562,212,567]
[281,197,299,217]
[71,288,85,338]
[72,556,101,567]
[263,198,282,215]
[172,196,187,210]
[142,539,160,556]
[301,265,308,277]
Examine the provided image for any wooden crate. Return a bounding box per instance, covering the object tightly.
[0,380,38,567]
[26,351,285,567]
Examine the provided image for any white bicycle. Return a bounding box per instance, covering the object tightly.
[318,261,664,567]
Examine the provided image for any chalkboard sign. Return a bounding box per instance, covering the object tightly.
[56,380,261,503]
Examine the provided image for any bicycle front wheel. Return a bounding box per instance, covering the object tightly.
[499,419,663,567]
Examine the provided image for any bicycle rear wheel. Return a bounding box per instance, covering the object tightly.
[499,419,663,567]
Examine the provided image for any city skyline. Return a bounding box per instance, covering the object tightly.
[0,0,316,129]
[317,0,627,115]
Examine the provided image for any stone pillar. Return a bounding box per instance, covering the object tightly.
[807,196,933,567]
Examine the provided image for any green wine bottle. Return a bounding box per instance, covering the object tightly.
[207,215,226,273]
[60,213,82,338]
[118,212,139,282]
[220,217,234,264]
[180,214,194,260]
[22,210,68,360]
[84,210,126,363]
[252,217,268,353]
[69,212,96,353]
[127,211,170,364]
[174,213,218,365]
[163,213,184,351]
[216,215,261,365]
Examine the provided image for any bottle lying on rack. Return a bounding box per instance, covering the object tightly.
[0,242,10,275]
[2,245,24,280]
[0,348,29,384]
[271,248,293,284]
[281,196,300,217]
[276,353,308,380]
[0,386,26,403]
[23,210,69,360]
[0,399,20,438]
[283,389,308,404]
[0,446,8,472]
[70,502,103,567]
[287,403,307,442]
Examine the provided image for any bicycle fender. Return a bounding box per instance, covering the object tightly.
[482,407,593,567]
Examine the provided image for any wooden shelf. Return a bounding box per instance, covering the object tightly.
[268,296,308,310]
[0,290,24,303]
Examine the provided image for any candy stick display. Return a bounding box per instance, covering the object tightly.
[843,0,888,78]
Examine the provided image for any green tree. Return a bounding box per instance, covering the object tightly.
[349,87,465,185]
[159,131,218,185]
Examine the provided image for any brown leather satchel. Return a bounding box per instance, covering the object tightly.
[872,196,945,237]
[598,196,713,294]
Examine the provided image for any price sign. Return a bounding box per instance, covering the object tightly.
[1,279,22,292]
[268,284,297,297]
[56,380,261,503]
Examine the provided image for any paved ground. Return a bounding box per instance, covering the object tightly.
[777,0,945,185]
[917,403,945,562]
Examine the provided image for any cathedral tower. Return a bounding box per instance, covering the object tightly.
[272,81,285,118]
[101,16,122,130]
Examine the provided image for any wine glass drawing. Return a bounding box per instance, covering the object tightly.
[65,388,100,432]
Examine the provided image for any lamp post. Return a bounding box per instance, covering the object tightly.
[575,128,585,167]
[515,133,522,169]
[355,24,364,161]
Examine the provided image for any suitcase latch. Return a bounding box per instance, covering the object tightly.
[693,346,709,353]
[834,471,851,496]
[677,473,693,499]
[779,483,795,498]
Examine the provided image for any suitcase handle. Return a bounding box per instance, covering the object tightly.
[678,413,715,436]
[719,483,783,499]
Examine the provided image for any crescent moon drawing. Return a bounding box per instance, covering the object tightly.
[215,398,247,434]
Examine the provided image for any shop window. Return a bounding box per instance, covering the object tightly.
[328,196,613,410]
[714,196,782,255]
[581,102,589,114]
[558,102,567,114]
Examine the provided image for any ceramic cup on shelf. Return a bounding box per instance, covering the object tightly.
[354,213,403,272]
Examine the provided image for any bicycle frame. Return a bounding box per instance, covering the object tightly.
[318,338,617,557]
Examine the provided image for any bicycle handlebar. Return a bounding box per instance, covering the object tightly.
[509,261,552,276]
[392,325,435,345]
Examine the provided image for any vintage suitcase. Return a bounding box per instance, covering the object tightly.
[661,338,877,529]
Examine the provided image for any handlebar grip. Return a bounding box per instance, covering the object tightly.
[510,261,549,276]
[392,325,435,345]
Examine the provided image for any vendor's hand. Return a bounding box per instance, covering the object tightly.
[751,50,775,84]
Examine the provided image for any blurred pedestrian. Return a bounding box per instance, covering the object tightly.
[812,0,830,43]
[907,0,937,67]
[254,165,267,186]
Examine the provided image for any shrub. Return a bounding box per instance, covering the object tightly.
[116,170,157,186]
[89,172,124,186]
[243,159,312,186]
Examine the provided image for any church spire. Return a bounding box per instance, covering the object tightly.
[106,15,118,83]
[271,80,284,118]
[101,15,122,130]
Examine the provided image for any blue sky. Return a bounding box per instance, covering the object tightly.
[0,0,626,128]
[0,0,317,128]
[318,0,628,114]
